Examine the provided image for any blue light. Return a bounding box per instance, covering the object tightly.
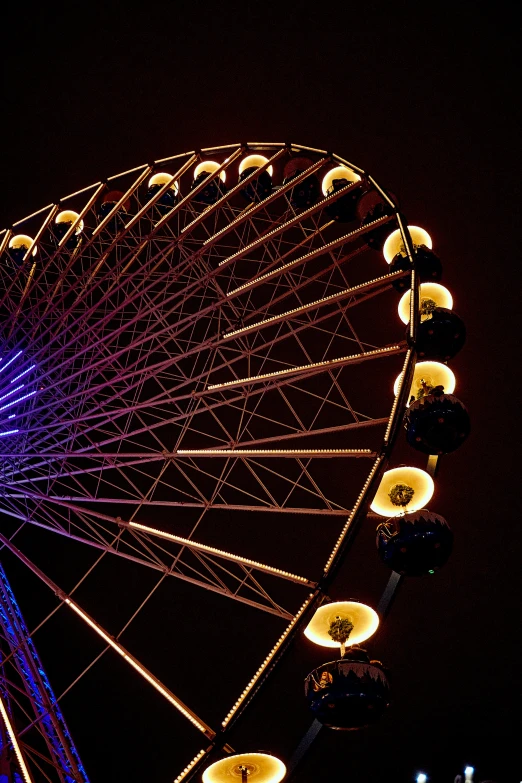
[10,364,35,383]
[0,389,36,412]
[417,775,427,783]
[0,563,90,782]
[0,383,24,403]
[0,352,38,431]
[0,350,23,373]
[465,768,474,776]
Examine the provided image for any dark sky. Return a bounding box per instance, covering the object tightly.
[1,3,520,783]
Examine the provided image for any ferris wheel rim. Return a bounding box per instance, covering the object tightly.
[0,141,421,783]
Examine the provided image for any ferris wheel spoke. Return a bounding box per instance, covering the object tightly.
[233,244,364,334]
[169,448,374,459]
[223,413,389,449]
[127,521,315,587]
[16,294,388,451]
[225,218,337,310]
[17,354,387,463]
[2,192,154,340]
[224,215,394,299]
[6,152,340,364]
[0,503,296,621]
[11,214,373,403]
[222,270,405,342]
[7,220,192,370]
[12,224,372,416]
[204,344,405,393]
[176,147,287,243]
[21,743,72,783]
[2,490,350,517]
[6,428,358,513]
[2,415,386,485]
[216,174,357,271]
[0,530,218,739]
[282,258,368,357]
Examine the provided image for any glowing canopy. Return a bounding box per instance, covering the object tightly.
[321,165,361,197]
[9,234,37,257]
[398,283,453,324]
[370,467,434,517]
[148,172,179,194]
[393,360,456,399]
[383,226,432,264]
[55,210,84,235]
[304,601,379,649]
[202,753,286,783]
[239,154,274,178]
[194,160,227,183]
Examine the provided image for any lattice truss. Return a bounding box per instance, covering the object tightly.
[0,562,87,783]
[0,143,413,779]
[0,144,407,621]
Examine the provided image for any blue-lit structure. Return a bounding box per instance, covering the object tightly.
[0,350,39,438]
[0,563,89,782]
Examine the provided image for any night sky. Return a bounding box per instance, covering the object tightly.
[1,3,520,783]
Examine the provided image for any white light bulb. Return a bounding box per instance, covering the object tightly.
[417,775,427,783]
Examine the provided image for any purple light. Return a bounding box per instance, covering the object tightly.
[0,429,19,437]
[8,414,15,419]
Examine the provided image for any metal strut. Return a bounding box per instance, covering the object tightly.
[0,562,89,783]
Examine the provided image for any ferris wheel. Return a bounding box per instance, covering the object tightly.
[0,142,469,782]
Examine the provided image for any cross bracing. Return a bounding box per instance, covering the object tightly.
[0,142,415,781]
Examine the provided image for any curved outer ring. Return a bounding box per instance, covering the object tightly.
[2,142,421,782]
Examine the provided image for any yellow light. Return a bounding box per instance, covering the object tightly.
[208,345,401,391]
[323,456,385,573]
[173,750,207,783]
[0,694,34,782]
[194,160,226,183]
[321,165,361,197]
[9,234,37,257]
[129,520,309,583]
[393,361,456,398]
[55,209,84,234]
[397,283,453,324]
[239,154,274,178]
[225,272,398,336]
[370,466,434,517]
[304,601,379,649]
[65,600,211,735]
[221,595,313,726]
[383,226,432,263]
[148,172,179,194]
[176,448,370,456]
[203,753,286,783]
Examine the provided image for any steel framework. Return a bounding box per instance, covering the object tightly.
[0,142,421,781]
[0,562,88,782]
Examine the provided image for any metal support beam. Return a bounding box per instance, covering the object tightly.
[0,562,88,783]
[0,535,216,741]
